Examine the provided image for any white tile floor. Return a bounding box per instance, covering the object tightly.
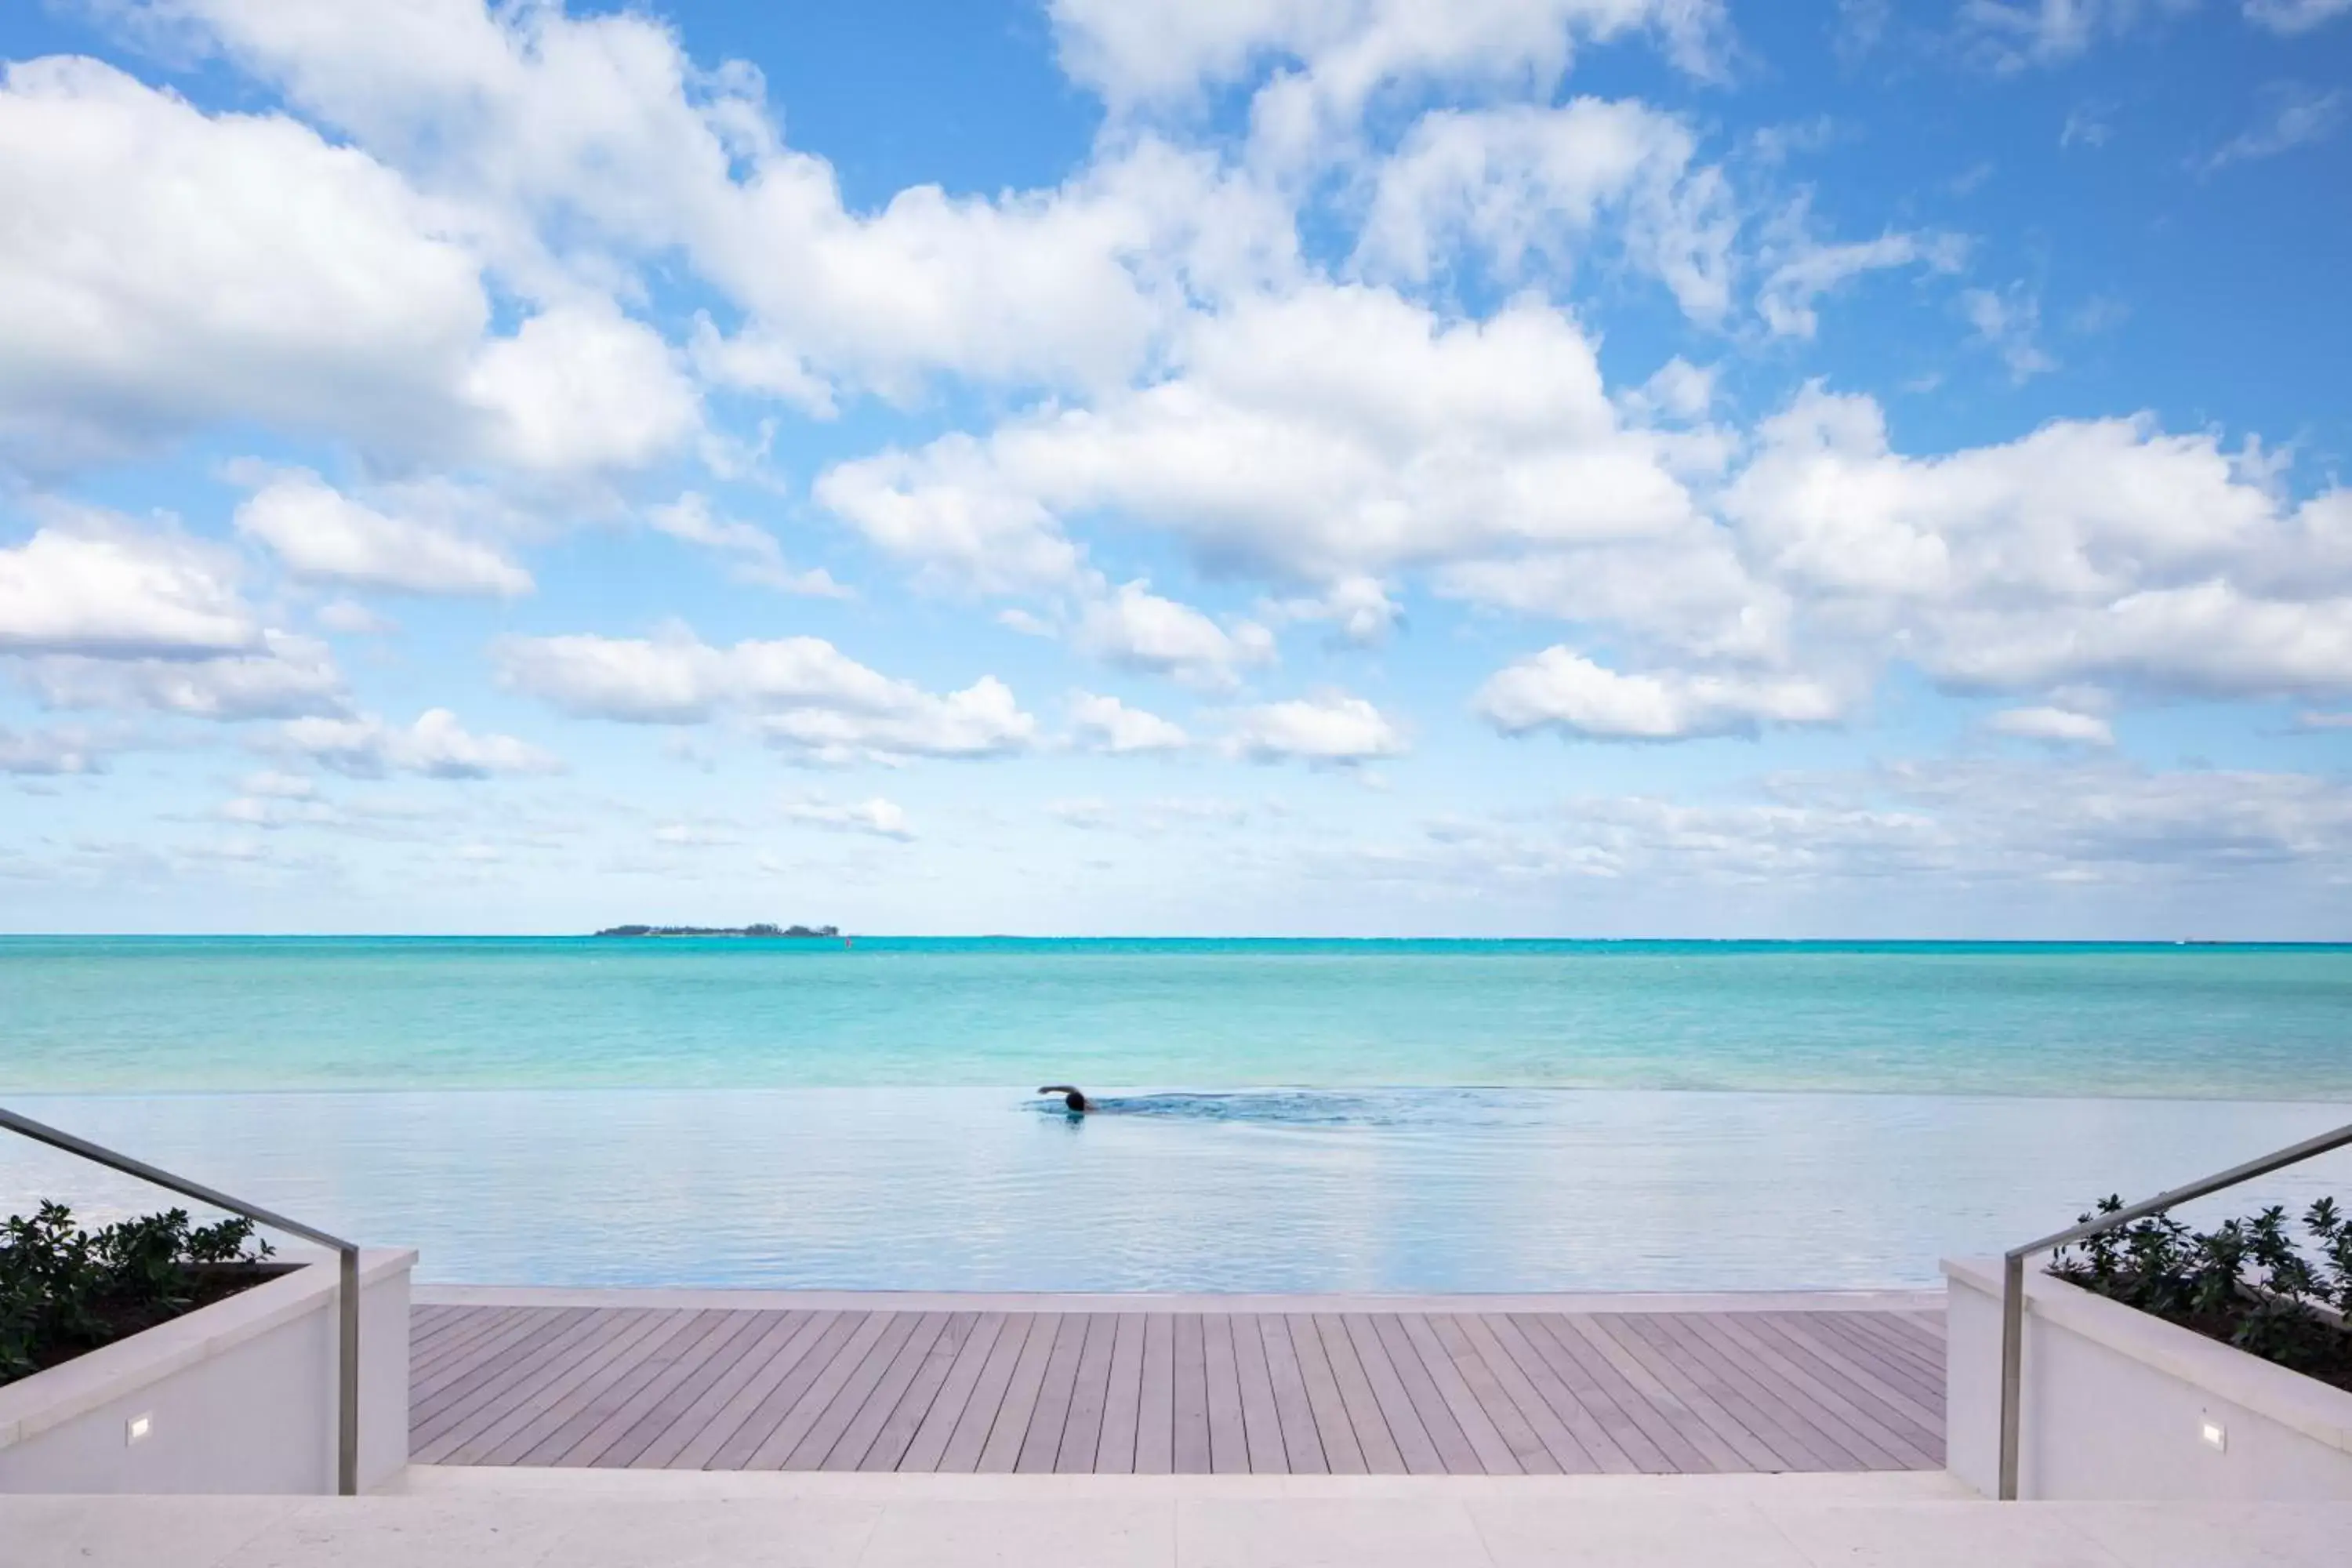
[4,1479,2347,1567]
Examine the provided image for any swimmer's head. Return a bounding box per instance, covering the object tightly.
[1038,1084,1089,1112]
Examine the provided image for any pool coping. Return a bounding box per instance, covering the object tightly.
[412,1284,1947,1312]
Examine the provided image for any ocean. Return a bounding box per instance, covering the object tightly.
[3,937,2350,1290]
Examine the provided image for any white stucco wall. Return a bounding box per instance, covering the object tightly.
[1945,1255,2352,1501]
[0,1248,412,1494]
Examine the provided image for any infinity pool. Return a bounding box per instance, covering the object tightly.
[6,1087,2348,1293]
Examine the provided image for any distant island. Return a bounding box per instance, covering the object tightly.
[593,924,841,938]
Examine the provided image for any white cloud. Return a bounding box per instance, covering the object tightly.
[315,600,398,636]
[1960,286,2059,382]
[1229,691,1407,764]
[2192,84,2343,176]
[781,796,915,840]
[1261,576,1403,646]
[1722,388,2352,700]
[280,708,560,779]
[1069,692,1192,754]
[820,286,1699,590]
[0,725,107,776]
[0,521,258,657]
[1353,99,1736,320]
[1475,648,1846,740]
[1987,705,2115,747]
[496,631,1036,762]
[1756,222,1969,339]
[460,303,702,472]
[25,632,347,720]
[1047,0,1728,113]
[1962,0,2198,72]
[143,2,1297,406]
[1075,580,1275,688]
[648,494,847,597]
[2245,0,2352,32]
[0,56,488,474]
[234,470,532,597]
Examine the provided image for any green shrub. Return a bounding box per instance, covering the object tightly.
[1,1200,275,1385]
[2052,1194,2352,1389]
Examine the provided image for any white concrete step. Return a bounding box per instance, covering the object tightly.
[4,1474,2345,1566]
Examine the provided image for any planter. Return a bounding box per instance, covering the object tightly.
[1944,1254,2352,1501]
[0,1247,412,1494]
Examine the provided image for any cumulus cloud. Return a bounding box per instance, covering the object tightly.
[1068,691,1192,753]
[1722,387,2352,701]
[781,796,915,840]
[0,725,108,776]
[1476,648,1847,740]
[0,56,487,474]
[820,286,1698,591]
[279,709,558,779]
[234,471,532,597]
[1987,705,2115,747]
[648,495,846,597]
[459,303,702,472]
[495,631,1036,763]
[0,521,257,658]
[1075,580,1275,687]
[1228,692,1407,764]
[1261,576,1404,647]
[27,633,347,721]
[137,0,1297,407]
[1353,99,1736,320]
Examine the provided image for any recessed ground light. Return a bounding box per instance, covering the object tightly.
[125,1414,151,1446]
[2199,1419,2227,1452]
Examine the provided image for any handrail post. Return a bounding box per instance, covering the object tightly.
[338,1245,360,1496]
[1998,1250,2024,1501]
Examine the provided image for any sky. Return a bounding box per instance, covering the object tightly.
[1,0,2349,938]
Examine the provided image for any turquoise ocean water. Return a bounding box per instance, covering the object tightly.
[4,938,2350,1290]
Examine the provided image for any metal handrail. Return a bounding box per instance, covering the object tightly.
[0,1105,362,1495]
[1997,1117,2352,1501]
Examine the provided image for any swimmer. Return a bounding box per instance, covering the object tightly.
[1038,1084,1091,1112]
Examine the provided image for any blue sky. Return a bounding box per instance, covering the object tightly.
[2,0,2349,937]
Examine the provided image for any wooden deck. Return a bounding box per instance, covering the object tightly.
[407,1299,1946,1475]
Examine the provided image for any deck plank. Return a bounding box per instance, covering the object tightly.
[408,1301,1949,1479]
[975,1311,1061,1473]
[1341,1313,1445,1475]
[1283,1313,1362,1475]
[1014,1312,1089,1473]
[629,1309,816,1469]
[1229,1312,1287,1475]
[1134,1313,1175,1475]
[1450,1312,1600,1474]
[854,1311,975,1473]
[891,1311,1000,1474]
[1057,1313,1118,1475]
[1201,1310,1249,1474]
[1428,1314,1558,1475]
[1171,1313,1210,1473]
[1093,1312,1145,1474]
[698,1310,862,1470]
[813,1310,952,1472]
[935,1311,1034,1473]
[1313,1313,1403,1474]
[1398,1313,1530,1475]
[1258,1315,1328,1475]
